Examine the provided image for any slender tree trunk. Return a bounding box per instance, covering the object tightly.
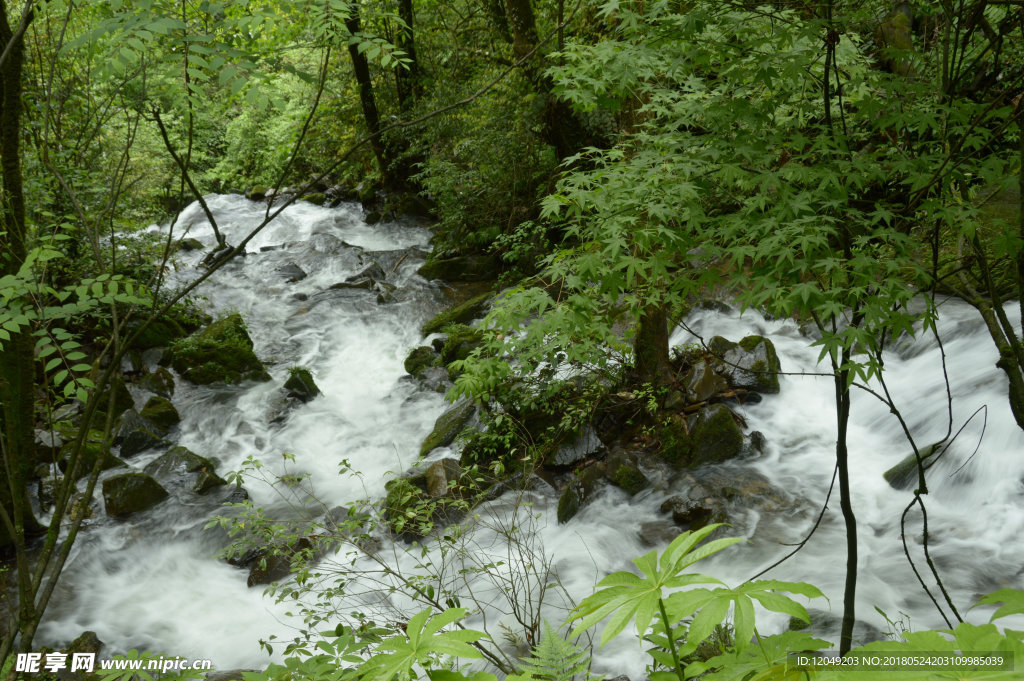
[634,304,673,387]
[835,362,858,655]
[395,0,421,110]
[345,8,390,184]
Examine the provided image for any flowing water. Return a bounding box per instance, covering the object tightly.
[36,196,1024,677]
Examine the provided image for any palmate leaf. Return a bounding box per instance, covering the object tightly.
[569,525,741,646]
[974,589,1024,622]
[357,608,488,681]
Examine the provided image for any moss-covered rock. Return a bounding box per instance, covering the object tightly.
[102,472,169,517]
[658,415,694,467]
[404,346,439,378]
[690,404,744,466]
[139,396,180,431]
[708,335,781,394]
[247,185,269,201]
[439,325,484,366]
[417,255,498,282]
[176,237,205,252]
[193,469,228,494]
[420,399,476,456]
[58,432,127,480]
[300,192,327,206]
[422,292,492,335]
[605,448,649,496]
[165,313,271,385]
[284,367,321,403]
[556,462,607,524]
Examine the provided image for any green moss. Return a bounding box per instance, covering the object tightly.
[609,464,647,495]
[658,416,694,467]
[284,367,321,402]
[300,192,326,205]
[417,254,499,282]
[247,185,269,201]
[404,346,439,377]
[165,313,271,385]
[422,292,492,335]
[690,404,744,466]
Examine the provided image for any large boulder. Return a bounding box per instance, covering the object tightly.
[145,445,227,494]
[708,335,781,394]
[690,404,744,466]
[102,473,169,517]
[96,376,135,422]
[420,400,476,456]
[439,325,484,366]
[662,467,790,534]
[34,428,66,465]
[551,426,603,468]
[422,292,492,335]
[164,313,271,385]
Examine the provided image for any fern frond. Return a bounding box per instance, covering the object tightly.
[511,622,596,681]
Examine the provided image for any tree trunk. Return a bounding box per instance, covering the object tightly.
[503,0,593,161]
[395,0,421,110]
[345,8,390,184]
[634,304,673,387]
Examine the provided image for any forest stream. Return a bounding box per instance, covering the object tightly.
[34,196,1024,678]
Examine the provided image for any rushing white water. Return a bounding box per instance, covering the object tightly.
[37,196,1024,678]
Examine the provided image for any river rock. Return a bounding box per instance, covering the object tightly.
[663,466,790,533]
[417,254,498,282]
[420,399,476,456]
[247,185,269,201]
[604,447,649,496]
[276,262,307,283]
[684,361,729,403]
[176,237,204,252]
[144,445,216,478]
[556,462,607,524]
[34,428,66,464]
[247,537,315,587]
[883,442,943,489]
[164,313,271,385]
[65,630,103,657]
[551,426,603,467]
[139,396,180,430]
[422,292,492,335]
[708,335,781,394]
[425,458,462,498]
[37,470,63,509]
[417,367,452,393]
[690,404,743,466]
[284,367,321,402]
[115,409,171,458]
[102,472,169,518]
[193,469,228,494]
[137,366,175,398]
